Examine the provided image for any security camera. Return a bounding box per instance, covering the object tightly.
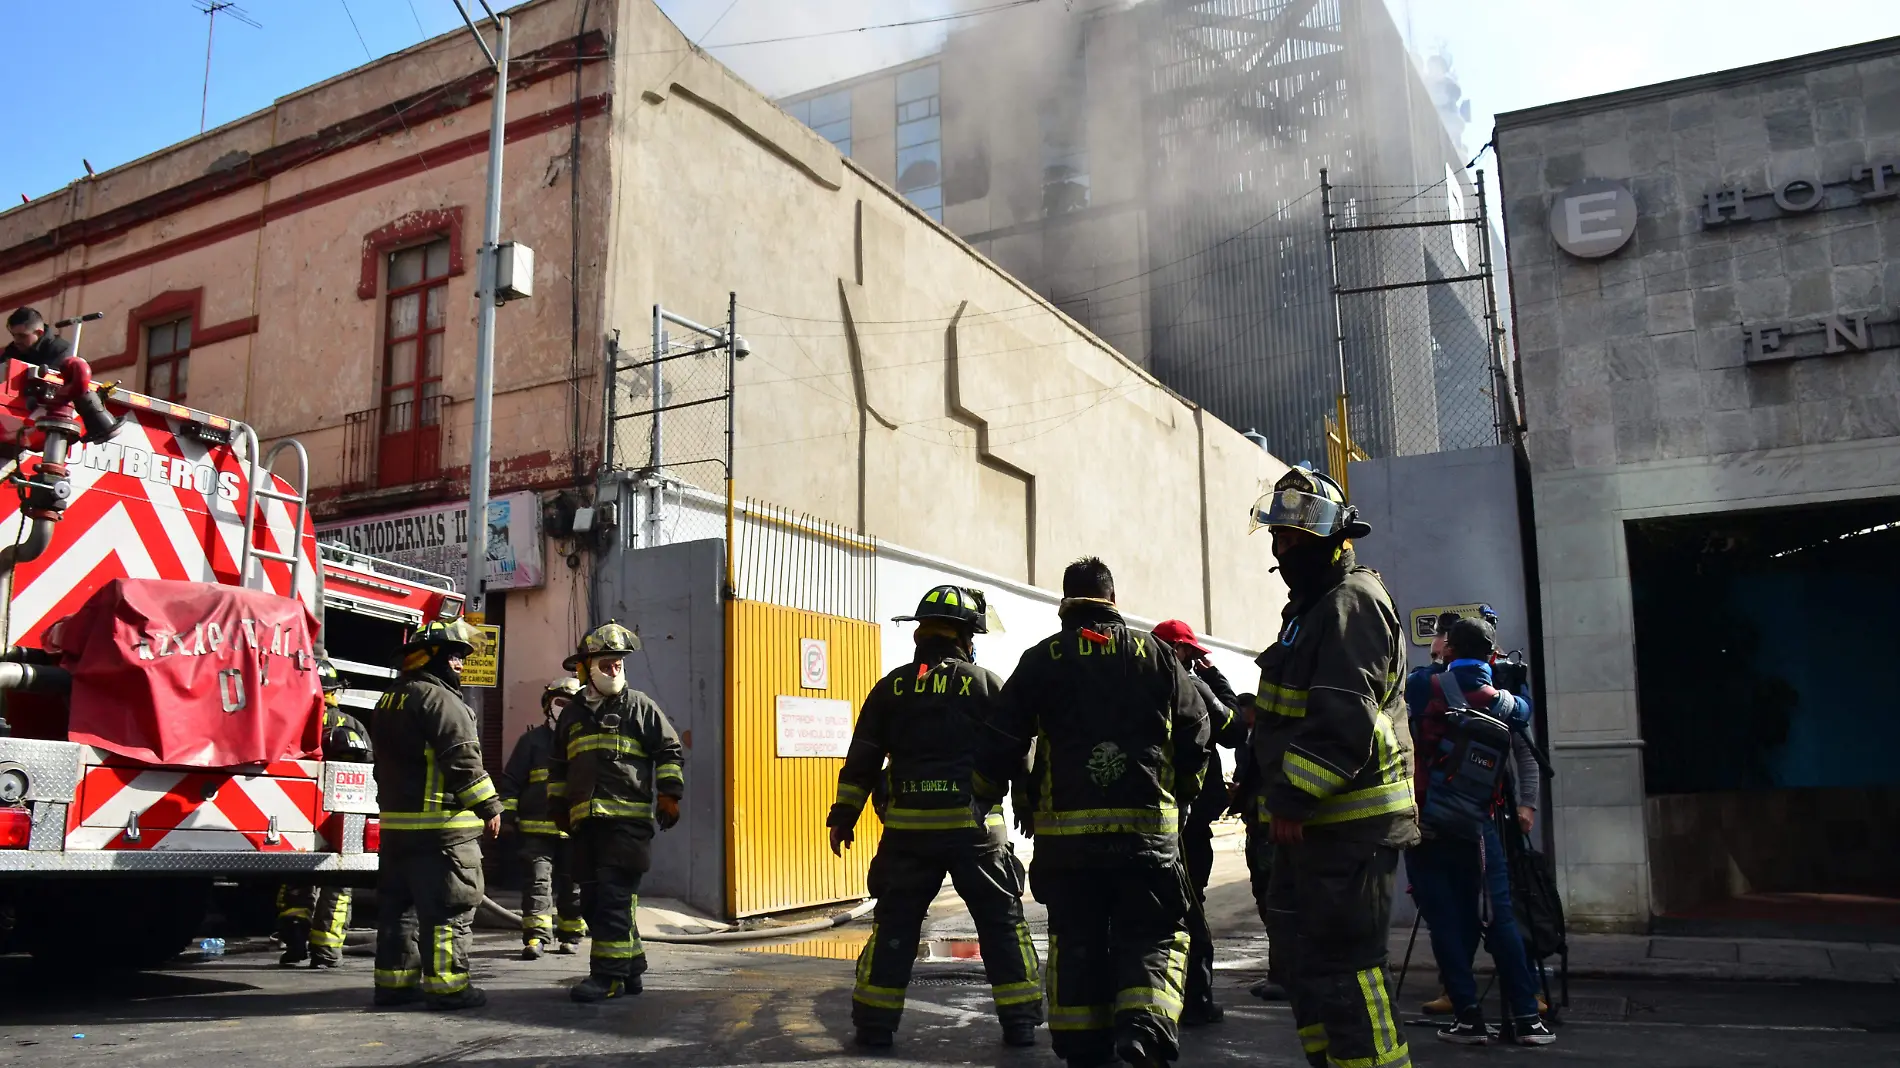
[727,332,751,359]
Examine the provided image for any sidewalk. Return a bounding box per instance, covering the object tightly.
[911,840,1900,986]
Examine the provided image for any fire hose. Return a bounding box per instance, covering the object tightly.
[476,894,875,944]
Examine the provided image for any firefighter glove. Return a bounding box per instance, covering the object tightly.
[655,794,680,830]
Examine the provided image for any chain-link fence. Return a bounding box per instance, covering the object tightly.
[607,306,735,497]
[1326,175,1516,463]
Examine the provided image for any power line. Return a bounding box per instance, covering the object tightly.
[703,0,1045,50]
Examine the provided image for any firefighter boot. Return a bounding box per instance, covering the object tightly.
[1002,1021,1038,1047]
[854,1027,894,1049]
[426,987,489,1012]
[571,974,640,1003]
[522,939,545,961]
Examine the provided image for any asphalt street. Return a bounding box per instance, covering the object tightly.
[2,931,1897,1067]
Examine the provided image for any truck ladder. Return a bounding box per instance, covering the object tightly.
[232,423,311,602]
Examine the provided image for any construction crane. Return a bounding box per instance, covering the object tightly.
[192,1,262,134]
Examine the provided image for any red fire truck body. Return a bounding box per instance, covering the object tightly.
[0,358,460,964]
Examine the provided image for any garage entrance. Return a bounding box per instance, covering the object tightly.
[1627,498,1900,937]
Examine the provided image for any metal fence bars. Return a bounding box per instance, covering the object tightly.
[731,498,878,623]
[1322,168,1516,471]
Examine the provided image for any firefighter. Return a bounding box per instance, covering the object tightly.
[546,622,685,1004]
[499,677,588,960]
[277,656,372,968]
[973,557,1210,1068]
[1151,619,1249,1025]
[370,618,503,1011]
[828,585,1043,1051]
[1250,466,1419,1068]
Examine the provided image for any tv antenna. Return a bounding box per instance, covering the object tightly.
[193,1,262,134]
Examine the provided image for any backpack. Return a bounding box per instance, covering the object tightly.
[1417,672,1515,841]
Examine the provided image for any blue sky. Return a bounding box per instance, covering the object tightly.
[9,1,1900,204]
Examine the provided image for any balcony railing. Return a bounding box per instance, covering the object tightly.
[341,395,448,493]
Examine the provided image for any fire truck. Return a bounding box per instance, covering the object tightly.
[0,321,460,967]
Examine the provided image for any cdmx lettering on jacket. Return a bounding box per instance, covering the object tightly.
[72,440,243,502]
[890,670,974,697]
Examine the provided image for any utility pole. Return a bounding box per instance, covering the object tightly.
[193,1,260,134]
[452,0,508,616]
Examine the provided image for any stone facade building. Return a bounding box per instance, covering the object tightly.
[1497,37,1900,931]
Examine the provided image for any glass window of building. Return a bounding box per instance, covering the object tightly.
[1041,43,1090,216]
[895,64,942,221]
[787,90,852,157]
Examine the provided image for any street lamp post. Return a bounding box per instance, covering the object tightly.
[453,1,507,616]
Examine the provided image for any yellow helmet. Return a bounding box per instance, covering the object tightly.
[402,617,482,657]
[542,676,584,704]
[563,621,640,670]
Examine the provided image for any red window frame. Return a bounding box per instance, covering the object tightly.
[377,238,451,487]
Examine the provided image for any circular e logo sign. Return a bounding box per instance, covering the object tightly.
[1549,179,1637,259]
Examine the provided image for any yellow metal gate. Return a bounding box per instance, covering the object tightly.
[727,600,882,916]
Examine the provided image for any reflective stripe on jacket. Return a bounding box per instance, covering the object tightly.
[1250,553,1419,847]
[829,636,1006,840]
[545,688,684,829]
[371,672,503,846]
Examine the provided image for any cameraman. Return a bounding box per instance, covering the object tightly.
[1404,617,1554,1047]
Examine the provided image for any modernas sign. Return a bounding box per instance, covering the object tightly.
[72,440,242,502]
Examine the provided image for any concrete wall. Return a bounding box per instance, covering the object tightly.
[1347,445,1533,673]
[1496,40,1900,930]
[599,0,1289,649]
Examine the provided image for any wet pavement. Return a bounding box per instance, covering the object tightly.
[3,931,1898,1066]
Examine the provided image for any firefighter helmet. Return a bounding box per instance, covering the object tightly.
[1249,465,1372,540]
[563,621,641,670]
[402,617,482,657]
[892,584,990,634]
[316,656,346,693]
[542,676,583,704]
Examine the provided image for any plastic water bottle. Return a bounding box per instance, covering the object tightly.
[200,937,225,959]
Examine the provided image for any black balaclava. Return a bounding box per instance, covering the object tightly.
[1273,534,1353,602]
[421,647,463,691]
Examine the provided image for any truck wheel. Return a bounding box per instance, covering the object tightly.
[24,878,212,971]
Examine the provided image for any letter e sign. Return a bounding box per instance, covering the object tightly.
[800,637,829,690]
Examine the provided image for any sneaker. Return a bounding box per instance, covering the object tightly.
[1436,1012,1494,1046]
[426,987,488,1012]
[1421,992,1453,1015]
[371,987,420,1008]
[1001,1022,1038,1047]
[522,940,545,961]
[1248,978,1286,1001]
[1180,1000,1224,1026]
[854,1026,894,1048]
[570,974,640,1003]
[1507,1016,1557,1046]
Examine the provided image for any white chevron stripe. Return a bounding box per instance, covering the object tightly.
[7,503,159,643]
[236,776,317,834]
[65,768,186,848]
[119,419,220,585]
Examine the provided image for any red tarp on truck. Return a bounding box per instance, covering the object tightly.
[60,579,322,767]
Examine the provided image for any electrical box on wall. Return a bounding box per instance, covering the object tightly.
[495,242,535,303]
